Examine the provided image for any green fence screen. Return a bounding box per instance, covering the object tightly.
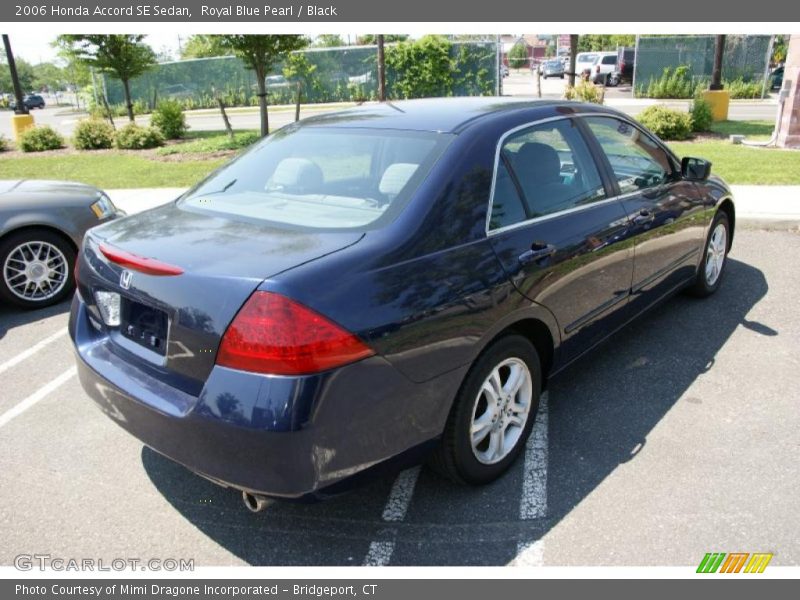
[102,41,499,110]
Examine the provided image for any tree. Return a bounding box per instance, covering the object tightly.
[577,35,635,52]
[508,42,529,70]
[218,35,309,136]
[568,35,579,87]
[710,34,726,90]
[385,35,453,99]
[0,54,35,94]
[376,35,386,101]
[57,35,157,122]
[32,62,65,93]
[180,35,232,59]
[357,34,409,45]
[282,52,317,121]
[313,34,346,48]
[772,35,788,65]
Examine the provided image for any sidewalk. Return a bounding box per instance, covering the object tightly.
[107,185,800,229]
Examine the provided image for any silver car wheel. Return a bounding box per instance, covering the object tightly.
[3,241,68,302]
[704,223,727,286]
[470,357,533,465]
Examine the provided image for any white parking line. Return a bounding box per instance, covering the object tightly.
[362,465,421,566]
[512,391,549,567]
[0,367,76,429]
[520,391,549,520]
[381,466,421,522]
[0,328,68,376]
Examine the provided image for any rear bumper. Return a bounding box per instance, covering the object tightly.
[69,293,464,498]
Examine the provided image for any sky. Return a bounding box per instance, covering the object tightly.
[7,33,184,65]
[6,33,369,65]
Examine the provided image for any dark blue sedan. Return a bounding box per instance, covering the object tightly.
[69,98,734,507]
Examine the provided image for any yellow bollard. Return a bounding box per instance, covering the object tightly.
[11,113,35,141]
[701,90,731,122]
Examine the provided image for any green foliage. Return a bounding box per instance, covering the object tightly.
[150,100,188,139]
[577,35,636,52]
[357,34,409,45]
[0,56,35,93]
[180,35,233,59]
[57,35,157,84]
[385,35,454,99]
[772,35,787,64]
[563,81,604,104]
[0,135,7,152]
[508,43,529,70]
[689,97,714,132]
[72,119,115,149]
[725,78,763,99]
[156,130,260,155]
[637,65,697,99]
[18,126,65,152]
[313,35,346,48]
[31,62,66,92]
[638,105,693,141]
[115,123,164,149]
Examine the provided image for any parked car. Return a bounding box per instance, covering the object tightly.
[70,98,734,506]
[574,52,600,78]
[591,52,619,85]
[9,94,46,110]
[1,180,122,309]
[770,66,784,90]
[617,46,636,83]
[541,59,565,79]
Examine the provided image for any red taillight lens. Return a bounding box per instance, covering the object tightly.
[99,244,184,276]
[216,291,374,376]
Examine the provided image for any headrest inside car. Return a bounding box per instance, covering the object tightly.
[270,158,323,190]
[379,163,419,197]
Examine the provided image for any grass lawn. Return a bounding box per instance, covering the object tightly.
[668,141,800,185]
[156,130,260,155]
[0,153,226,189]
[707,120,774,141]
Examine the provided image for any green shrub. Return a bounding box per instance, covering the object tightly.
[638,105,693,140]
[638,65,696,99]
[690,97,714,132]
[726,78,763,99]
[0,135,7,152]
[150,100,188,139]
[115,124,164,149]
[563,81,604,104]
[72,119,115,150]
[18,126,64,152]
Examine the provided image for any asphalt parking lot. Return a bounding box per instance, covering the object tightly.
[1,228,798,567]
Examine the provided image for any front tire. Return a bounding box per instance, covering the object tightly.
[429,335,541,485]
[689,211,730,297]
[0,228,76,309]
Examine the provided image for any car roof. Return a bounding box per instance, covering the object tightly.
[295,97,614,134]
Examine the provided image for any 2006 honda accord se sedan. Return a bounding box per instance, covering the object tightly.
[70,98,734,506]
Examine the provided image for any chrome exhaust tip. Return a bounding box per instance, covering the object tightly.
[242,491,269,513]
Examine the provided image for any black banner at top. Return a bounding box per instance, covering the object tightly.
[2,0,800,22]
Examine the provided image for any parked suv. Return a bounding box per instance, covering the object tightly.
[617,47,636,83]
[592,52,619,85]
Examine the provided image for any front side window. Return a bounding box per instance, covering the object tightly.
[181,127,452,230]
[489,118,607,229]
[584,116,675,195]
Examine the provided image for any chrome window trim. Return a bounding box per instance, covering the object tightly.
[484,111,679,237]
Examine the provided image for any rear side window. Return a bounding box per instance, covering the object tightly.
[488,118,607,229]
[583,116,675,194]
[602,56,617,65]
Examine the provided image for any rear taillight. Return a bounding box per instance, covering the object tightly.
[595,65,600,73]
[216,291,374,376]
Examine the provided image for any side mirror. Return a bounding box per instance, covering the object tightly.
[681,157,712,181]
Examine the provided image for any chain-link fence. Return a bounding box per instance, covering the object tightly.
[633,35,772,93]
[102,41,499,111]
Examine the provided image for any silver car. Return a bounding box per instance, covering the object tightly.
[541,59,565,79]
[0,180,122,309]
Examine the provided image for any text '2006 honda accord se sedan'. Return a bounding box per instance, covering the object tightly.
[70,98,734,507]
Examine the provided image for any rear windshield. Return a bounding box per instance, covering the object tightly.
[578,53,598,62]
[181,127,452,230]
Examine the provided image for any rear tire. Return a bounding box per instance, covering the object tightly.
[689,211,730,298]
[429,335,541,485]
[0,228,76,309]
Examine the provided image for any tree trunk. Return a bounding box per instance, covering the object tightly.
[710,35,726,90]
[568,35,579,87]
[256,65,269,137]
[122,78,134,122]
[295,80,301,122]
[377,34,386,101]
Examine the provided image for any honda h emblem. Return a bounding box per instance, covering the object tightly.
[119,270,133,290]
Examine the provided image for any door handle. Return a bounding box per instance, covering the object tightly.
[631,209,655,225]
[519,243,557,264]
